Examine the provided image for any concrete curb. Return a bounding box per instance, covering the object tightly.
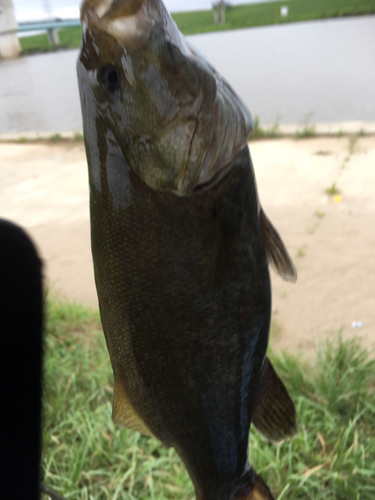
[0,122,375,143]
[0,131,83,142]
[276,121,375,136]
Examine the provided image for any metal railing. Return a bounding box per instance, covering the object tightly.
[17,19,81,32]
[0,19,81,46]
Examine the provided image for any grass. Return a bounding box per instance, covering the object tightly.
[294,126,316,139]
[171,0,375,35]
[41,299,375,500]
[49,133,62,142]
[20,26,83,54]
[358,128,366,137]
[19,0,375,53]
[4,133,84,144]
[294,114,316,139]
[249,116,281,141]
[74,133,84,142]
[15,136,28,143]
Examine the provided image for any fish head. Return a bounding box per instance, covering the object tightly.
[77,0,253,196]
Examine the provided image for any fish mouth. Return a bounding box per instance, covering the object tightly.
[81,0,146,23]
[80,0,176,49]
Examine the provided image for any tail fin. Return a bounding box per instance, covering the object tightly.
[233,470,275,500]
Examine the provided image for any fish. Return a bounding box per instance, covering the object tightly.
[77,1,298,499]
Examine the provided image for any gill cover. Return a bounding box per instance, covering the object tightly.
[79,0,253,196]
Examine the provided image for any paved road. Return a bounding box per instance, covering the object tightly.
[0,16,374,133]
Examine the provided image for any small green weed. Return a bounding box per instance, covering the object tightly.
[294,117,316,139]
[74,133,84,141]
[315,210,325,218]
[266,116,281,138]
[249,115,264,140]
[297,245,307,257]
[294,125,316,139]
[307,223,318,234]
[249,116,281,140]
[341,156,350,169]
[49,133,62,142]
[348,136,359,155]
[325,183,340,196]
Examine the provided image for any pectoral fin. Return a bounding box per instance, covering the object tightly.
[113,380,154,437]
[260,209,297,283]
[252,358,298,444]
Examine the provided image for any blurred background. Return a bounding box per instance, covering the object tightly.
[1,0,374,133]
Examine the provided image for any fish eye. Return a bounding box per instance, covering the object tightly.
[99,64,121,92]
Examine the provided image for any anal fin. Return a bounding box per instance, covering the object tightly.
[260,209,297,283]
[252,358,298,444]
[233,470,275,500]
[113,379,154,437]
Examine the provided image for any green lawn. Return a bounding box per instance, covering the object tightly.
[173,0,375,35]
[20,26,82,53]
[20,0,375,54]
[41,298,375,500]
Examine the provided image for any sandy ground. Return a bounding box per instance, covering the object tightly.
[1,137,374,358]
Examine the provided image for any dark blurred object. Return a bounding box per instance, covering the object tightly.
[0,220,43,500]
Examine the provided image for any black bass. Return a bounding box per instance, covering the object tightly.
[77,1,298,499]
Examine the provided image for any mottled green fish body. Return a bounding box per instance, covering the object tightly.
[77,1,298,499]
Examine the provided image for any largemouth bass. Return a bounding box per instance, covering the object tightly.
[77,1,298,499]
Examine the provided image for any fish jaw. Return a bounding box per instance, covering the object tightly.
[80,0,187,49]
[80,0,155,50]
[78,0,253,197]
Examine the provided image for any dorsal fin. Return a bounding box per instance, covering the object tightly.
[252,358,298,444]
[260,209,297,283]
[112,379,154,437]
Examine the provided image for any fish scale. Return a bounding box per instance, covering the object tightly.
[92,144,270,498]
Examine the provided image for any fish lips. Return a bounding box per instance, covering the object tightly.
[80,0,179,51]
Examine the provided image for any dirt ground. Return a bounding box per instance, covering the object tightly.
[1,137,374,358]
